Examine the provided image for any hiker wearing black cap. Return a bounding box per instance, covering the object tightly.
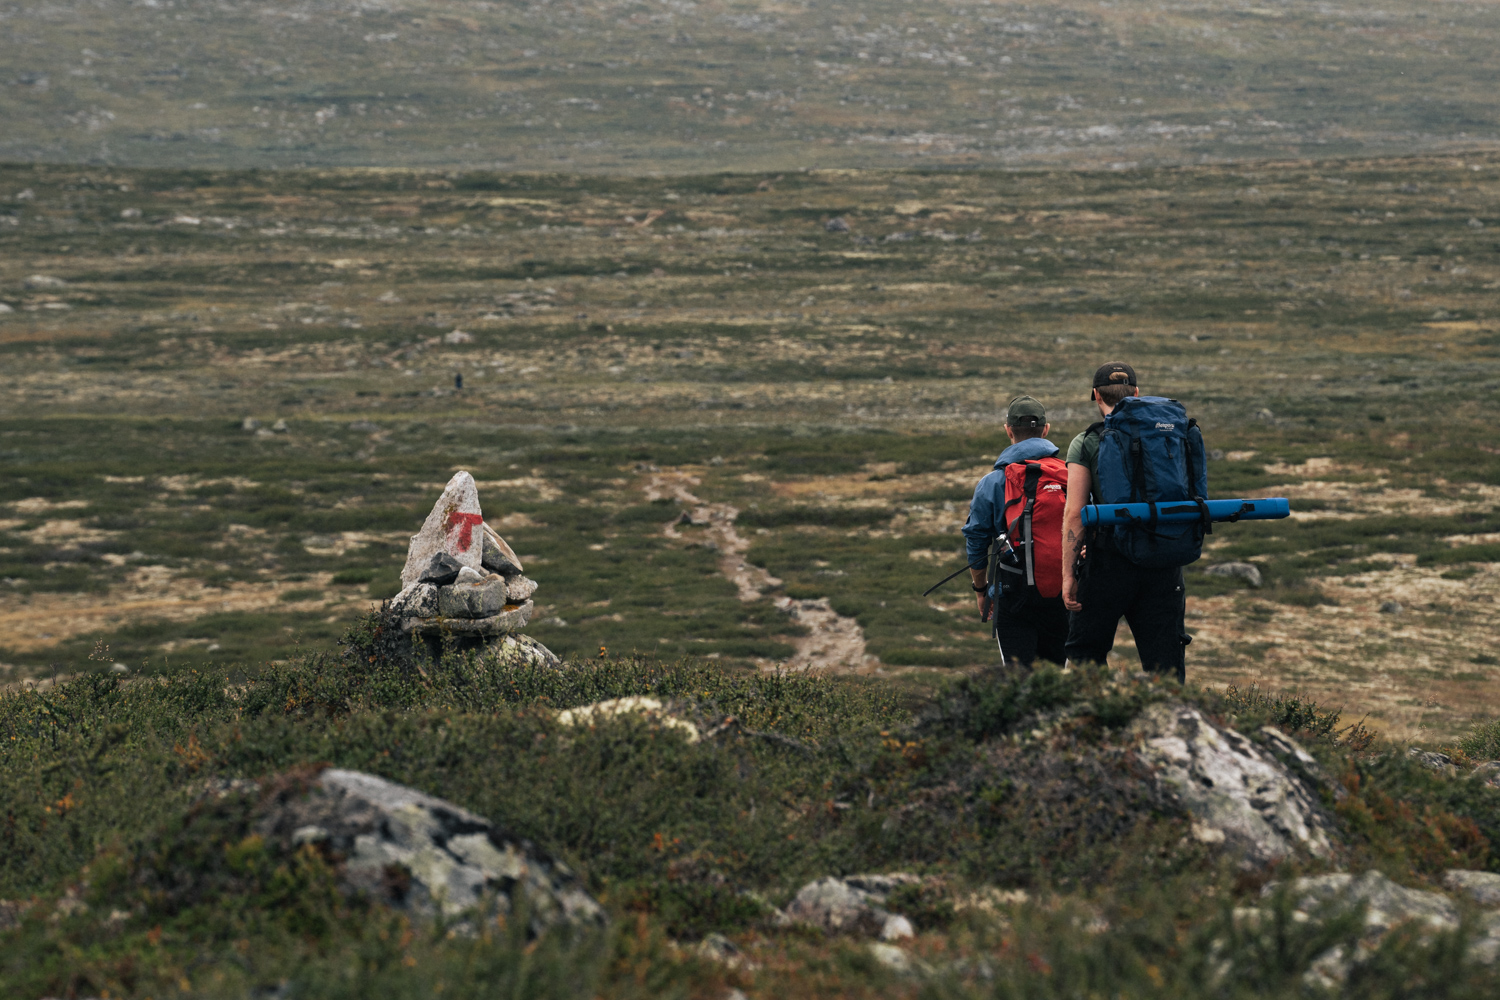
[1061,363,1196,682]
[961,395,1070,667]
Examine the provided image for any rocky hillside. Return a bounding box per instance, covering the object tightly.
[4,617,1500,996]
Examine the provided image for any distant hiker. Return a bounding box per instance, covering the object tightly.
[1061,363,1209,682]
[961,395,1070,668]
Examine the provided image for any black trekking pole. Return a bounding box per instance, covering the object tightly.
[920,562,984,598]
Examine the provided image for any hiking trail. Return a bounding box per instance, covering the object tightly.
[642,470,877,673]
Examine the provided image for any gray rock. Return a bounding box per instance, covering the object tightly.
[1203,561,1262,588]
[783,873,920,939]
[1472,761,1500,788]
[271,419,289,433]
[0,302,12,314]
[402,600,534,637]
[417,552,463,586]
[255,768,604,931]
[23,274,66,289]
[824,217,850,233]
[488,633,560,668]
[1443,869,1500,908]
[438,575,507,618]
[1208,449,1225,461]
[399,471,486,588]
[1379,600,1403,615]
[389,582,439,618]
[241,417,261,432]
[482,523,524,576]
[1132,703,1334,866]
[1408,747,1454,772]
[455,564,485,585]
[1268,871,1458,935]
[349,420,380,432]
[506,575,539,603]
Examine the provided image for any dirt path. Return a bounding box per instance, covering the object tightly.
[643,470,878,673]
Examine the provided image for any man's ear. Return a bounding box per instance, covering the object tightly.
[1131,387,1141,396]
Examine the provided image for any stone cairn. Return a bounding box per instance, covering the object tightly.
[387,471,552,660]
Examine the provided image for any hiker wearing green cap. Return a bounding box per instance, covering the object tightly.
[1061,363,1191,681]
[960,395,1070,667]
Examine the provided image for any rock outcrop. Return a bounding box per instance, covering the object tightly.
[1131,703,1335,865]
[1250,870,1500,981]
[256,768,604,931]
[781,874,919,941]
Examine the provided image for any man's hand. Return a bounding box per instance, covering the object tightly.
[976,592,992,622]
[1062,576,1081,613]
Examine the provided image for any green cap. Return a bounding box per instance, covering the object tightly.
[1005,394,1047,429]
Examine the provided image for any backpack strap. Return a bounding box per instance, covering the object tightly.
[1085,421,1105,437]
[1186,417,1212,535]
[1019,462,1042,588]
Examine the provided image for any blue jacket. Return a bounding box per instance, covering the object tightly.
[961,438,1061,585]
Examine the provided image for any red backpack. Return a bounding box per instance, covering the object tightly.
[999,458,1068,599]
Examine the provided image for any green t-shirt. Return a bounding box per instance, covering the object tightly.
[1066,428,1100,504]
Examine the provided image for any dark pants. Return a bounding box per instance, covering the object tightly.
[1065,539,1187,682]
[992,589,1070,667]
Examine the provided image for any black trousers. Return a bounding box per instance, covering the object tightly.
[992,588,1069,667]
[1064,538,1187,682]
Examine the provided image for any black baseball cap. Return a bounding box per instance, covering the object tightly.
[1005,394,1046,428]
[1091,362,1137,395]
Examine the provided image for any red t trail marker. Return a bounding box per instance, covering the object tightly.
[445,510,484,552]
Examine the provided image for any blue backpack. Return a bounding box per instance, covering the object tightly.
[1094,396,1210,568]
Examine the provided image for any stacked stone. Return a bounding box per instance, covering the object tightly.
[388,471,540,639]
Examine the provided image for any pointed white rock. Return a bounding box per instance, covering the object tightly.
[399,471,485,588]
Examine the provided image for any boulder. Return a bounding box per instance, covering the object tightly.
[1408,747,1455,773]
[255,768,604,931]
[455,565,485,585]
[781,873,920,940]
[438,575,507,618]
[824,217,850,233]
[389,582,439,618]
[1444,869,1500,908]
[1271,872,1458,934]
[488,633,561,669]
[1203,561,1262,588]
[399,471,485,588]
[555,696,701,742]
[1131,703,1335,865]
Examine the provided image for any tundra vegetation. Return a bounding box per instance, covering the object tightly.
[1,150,1500,995]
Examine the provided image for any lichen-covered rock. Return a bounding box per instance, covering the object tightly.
[389,582,439,618]
[506,575,539,603]
[555,697,701,742]
[1203,561,1262,588]
[1273,872,1458,933]
[399,471,485,588]
[781,874,920,940]
[1131,703,1334,865]
[401,600,534,637]
[488,633,561,668]
[1444,869,1500,908]
[1238,871,1500,984]
[255,768,604,932]
[437,575,507,618]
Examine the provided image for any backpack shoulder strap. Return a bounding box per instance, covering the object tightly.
[1085,421,1105,437]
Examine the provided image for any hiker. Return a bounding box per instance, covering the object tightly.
[1061,363,1208,682]
[961,395,1070,667]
